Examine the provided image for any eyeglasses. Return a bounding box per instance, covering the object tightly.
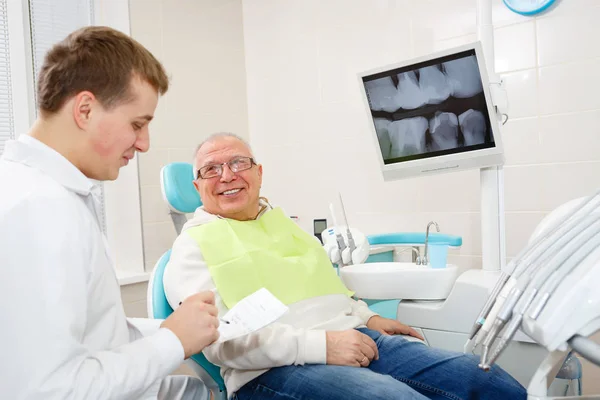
[197,156,256,179]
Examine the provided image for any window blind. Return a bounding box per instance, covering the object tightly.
[0,0,14,155]
[29,0,107,233]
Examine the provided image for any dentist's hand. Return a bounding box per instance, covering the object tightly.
[326,330,379,367]
[161,291,220,359]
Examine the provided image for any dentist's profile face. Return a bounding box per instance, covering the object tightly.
[193,136,263,221]
[81,77,158,181]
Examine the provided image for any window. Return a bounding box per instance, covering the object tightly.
[0,0,15,155]
[29,0,94,113]
[27,0,108,230]
[4,0,147,284]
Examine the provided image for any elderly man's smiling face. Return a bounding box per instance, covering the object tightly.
[193,136,263,221]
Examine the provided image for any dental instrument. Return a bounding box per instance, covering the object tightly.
[465,190,600,352]
[484,227,600,369]
[471,192,600,373]
[329,202,347,267]
[476,204,600,358]
[338,193,356,261]
[479,215,600,369]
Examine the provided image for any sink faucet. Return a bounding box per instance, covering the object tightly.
[422,221,440,265]
[410,247,422,265]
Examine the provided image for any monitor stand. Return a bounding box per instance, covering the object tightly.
[480,165,505,272]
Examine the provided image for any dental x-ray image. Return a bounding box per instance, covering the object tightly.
[363,51,495,164]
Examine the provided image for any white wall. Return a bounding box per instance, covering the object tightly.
[242,0,600,268]
[242,0,600,393]
[129,0,249,271]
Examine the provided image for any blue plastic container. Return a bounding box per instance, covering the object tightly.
[428,242,449,269]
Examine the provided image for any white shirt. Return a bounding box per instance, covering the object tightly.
[0,135,184,399]
[163,205,378,395]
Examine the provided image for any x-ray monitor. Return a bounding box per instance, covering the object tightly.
[358,42,504,181]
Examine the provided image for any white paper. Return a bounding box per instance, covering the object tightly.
[217,288,288,343]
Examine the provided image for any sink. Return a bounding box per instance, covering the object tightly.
[339,262,460,300]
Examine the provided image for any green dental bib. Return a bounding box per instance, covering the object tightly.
[187,207,353,309]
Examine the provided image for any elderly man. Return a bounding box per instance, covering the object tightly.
[163,132,526,400]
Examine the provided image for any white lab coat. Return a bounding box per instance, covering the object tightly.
[0,135,208,400]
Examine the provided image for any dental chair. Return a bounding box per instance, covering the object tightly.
[147,162,227,400]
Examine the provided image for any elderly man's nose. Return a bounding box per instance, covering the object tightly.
[220,164,235,182]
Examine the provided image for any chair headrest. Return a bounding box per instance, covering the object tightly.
[160,162,203,214]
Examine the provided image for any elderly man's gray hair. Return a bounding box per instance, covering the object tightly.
[192,132,254,179]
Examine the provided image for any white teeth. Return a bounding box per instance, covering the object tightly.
[458,109,486,146]
[364,77,399,113]
[429,112,459,151]
[373,118,392,159]
[223,189,241,195]
[396,71,427,110]
[365,55,487,156]
[388,117,428,158]
[442,55,483,98]
[418,65,451,105]
[365,55,483,112]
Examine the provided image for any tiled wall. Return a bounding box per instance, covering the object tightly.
[242,0,600,267]
[129,0,249,272]
[241,0,600,394]
[124,0,599,393]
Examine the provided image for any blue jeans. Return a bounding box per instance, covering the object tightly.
[233,328,526,400]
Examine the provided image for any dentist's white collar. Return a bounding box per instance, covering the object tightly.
[1,134,101,197]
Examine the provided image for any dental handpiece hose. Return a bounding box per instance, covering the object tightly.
[467,271,510,340]
[486,227,600,369]
[481,212,600,368]
[467,190,600,345]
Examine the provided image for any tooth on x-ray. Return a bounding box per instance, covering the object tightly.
[418,65,451,105]
[396,71,427,110]
[373,118,392,159]
[443,56,483,98]
[365,77,401,112]
[388,117,428,158]
[429,112,459,151]
[458,109,486,146]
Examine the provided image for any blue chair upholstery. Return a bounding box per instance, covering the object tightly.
[160,163,203,235]
[161,162,202,214]
[148,249,227,398]
[367,232,462,247]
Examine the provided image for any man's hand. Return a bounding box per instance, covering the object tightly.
[326,330,379,367]
[161,291,220,359]
[366,316,424,340]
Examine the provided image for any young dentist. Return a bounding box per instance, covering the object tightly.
[0,26,219,399]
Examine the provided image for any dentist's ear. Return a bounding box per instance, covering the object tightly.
[72,91,96,130]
